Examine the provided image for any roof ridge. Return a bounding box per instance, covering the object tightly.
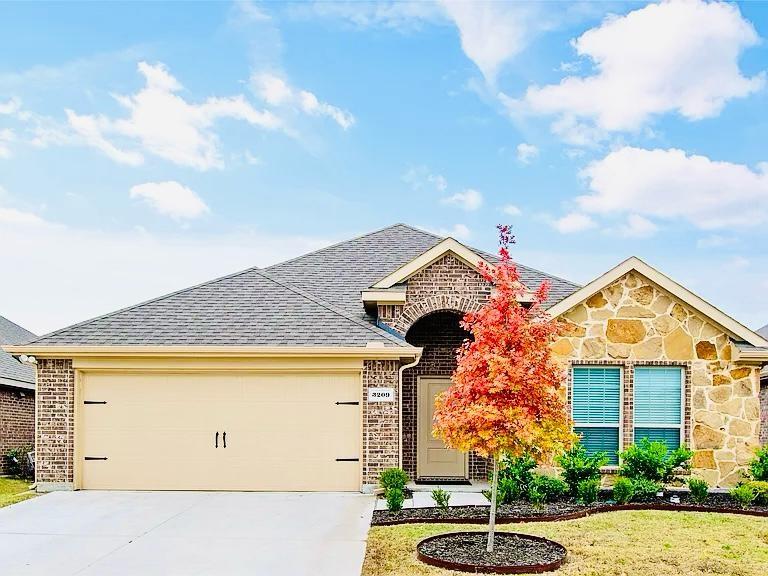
[265,223,437,271]
[251,268,407,346]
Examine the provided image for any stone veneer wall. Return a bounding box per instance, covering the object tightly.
[0,385,35,474]
[553,272,761,486]
[362,359,401,488]
[35,359,75,490]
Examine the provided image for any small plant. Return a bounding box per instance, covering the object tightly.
[527,474,568,503]
[385,487,405,512]
[494,453,537,503]
[687,477,709,504]
[612,477,634,505]
[730,484,756,509]
[748,446,768,481]
[528,485,546,509]
[379,468,409,492]
[630,478,663,501]
[618,439,693,484]
[4,447,33,479]
[431,487,451,511]
[577,478,600,504]
[556,442,608,497]
[744,480,768,506]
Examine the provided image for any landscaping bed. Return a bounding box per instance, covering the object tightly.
[417,531,567,574]
[372,492,768,526]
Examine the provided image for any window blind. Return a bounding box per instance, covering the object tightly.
[572,367,621,465]
[633,366,683,451]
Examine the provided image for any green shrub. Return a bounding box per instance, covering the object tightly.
[556,443,608,497]
[379,468,409,492]
[687,477,709,504]
[528,485,546,509]
[577,478,600,504]
[385,487,405,512]
[618,439,692,483]
[748,446,768,481]
[730,484,756,509]
[493,453,537,504]
[744,481,768,506]
[527,474,568,503]
[630,478,663,501]
[612,477,634,504]
[4,447,33,479]
[431,487,451,511]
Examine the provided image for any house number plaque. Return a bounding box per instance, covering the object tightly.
[367,387,395,402]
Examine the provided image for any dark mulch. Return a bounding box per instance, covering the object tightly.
[417,531,566,573]
[372,492,768,526]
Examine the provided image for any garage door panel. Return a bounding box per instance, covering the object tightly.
[80,372,360,491]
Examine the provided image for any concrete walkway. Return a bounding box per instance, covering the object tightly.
[374,486,488,510]
[0,491,375,576]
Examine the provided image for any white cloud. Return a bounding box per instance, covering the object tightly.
[516,142,539,164]
[437,223,471,240]
[250,72,355,130]
[551,212,596,234]
[402,166,447,192]
[504,0,764,141]
[617,214,658,238]
[288,1,444,31]
[578,146,768,229]
[441,188,483,211]
[697,234,737,249]
[67,61,282,170]
[439,0,532,85]
[232,0,271,23]
[0,205,46,225]
[0,128,14,158]
[502,204,522,216]
[129,181,209,220]
[0,97,22,115]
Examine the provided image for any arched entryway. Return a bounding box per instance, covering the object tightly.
[402,310,488,481]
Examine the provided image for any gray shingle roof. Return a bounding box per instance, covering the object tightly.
[27,223,581,347]
[758,324,768,339]
[0,315,36,387]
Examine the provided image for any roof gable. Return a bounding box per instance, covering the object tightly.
[371,238,492,289]
[547,257,768,348]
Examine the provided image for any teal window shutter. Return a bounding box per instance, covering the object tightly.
[633,366,683,451]
[572,367,621,465]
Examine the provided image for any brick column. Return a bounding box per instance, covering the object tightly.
[362,359,400,489]
[35,359,75,491]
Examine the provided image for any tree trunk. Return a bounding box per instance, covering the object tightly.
[487,456,499,553]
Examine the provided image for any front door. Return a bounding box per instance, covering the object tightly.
[417,377,467,479]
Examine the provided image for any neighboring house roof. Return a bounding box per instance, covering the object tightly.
[15,223,580,348]
[0,315,36,389]
[548,257,768,350]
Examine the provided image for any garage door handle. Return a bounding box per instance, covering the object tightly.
[222,431,227,448]
[335,401,359,405]
[335,458,359,462]
[215,431,219,448]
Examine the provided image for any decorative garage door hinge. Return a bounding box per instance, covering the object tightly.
[335,401,359,405]
[335,458,359,462]
[83,400,107,404]
[84,456,108,461]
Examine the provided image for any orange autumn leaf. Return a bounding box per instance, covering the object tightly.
[432,225,575,464]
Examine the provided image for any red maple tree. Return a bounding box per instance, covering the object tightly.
[433,225,573,551]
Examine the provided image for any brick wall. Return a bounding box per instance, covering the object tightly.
[35,359,75,489]
[0,385,35,474]
[362,359,400,487]
[761,378,767,445]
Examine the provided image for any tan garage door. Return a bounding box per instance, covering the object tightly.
[79,372,361,491]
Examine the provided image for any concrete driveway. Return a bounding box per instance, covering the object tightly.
[0,491,374,576]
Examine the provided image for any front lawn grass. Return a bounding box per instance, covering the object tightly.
[0,477,36,509]
[363,511,768,576]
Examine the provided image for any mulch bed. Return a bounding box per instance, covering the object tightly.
[372,492,768,526]
[417,531,567,574]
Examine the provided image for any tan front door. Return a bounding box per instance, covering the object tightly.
[417,377,466,478]
[79,372,360,491]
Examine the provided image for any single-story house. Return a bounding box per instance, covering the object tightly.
[5,224,768,492]
[758,324,768,445]
[0,315,36,474]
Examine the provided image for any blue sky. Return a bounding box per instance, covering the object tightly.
[1,0,767,335]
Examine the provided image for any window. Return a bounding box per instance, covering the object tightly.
[633,366,683,451]
[572,366,621,465]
